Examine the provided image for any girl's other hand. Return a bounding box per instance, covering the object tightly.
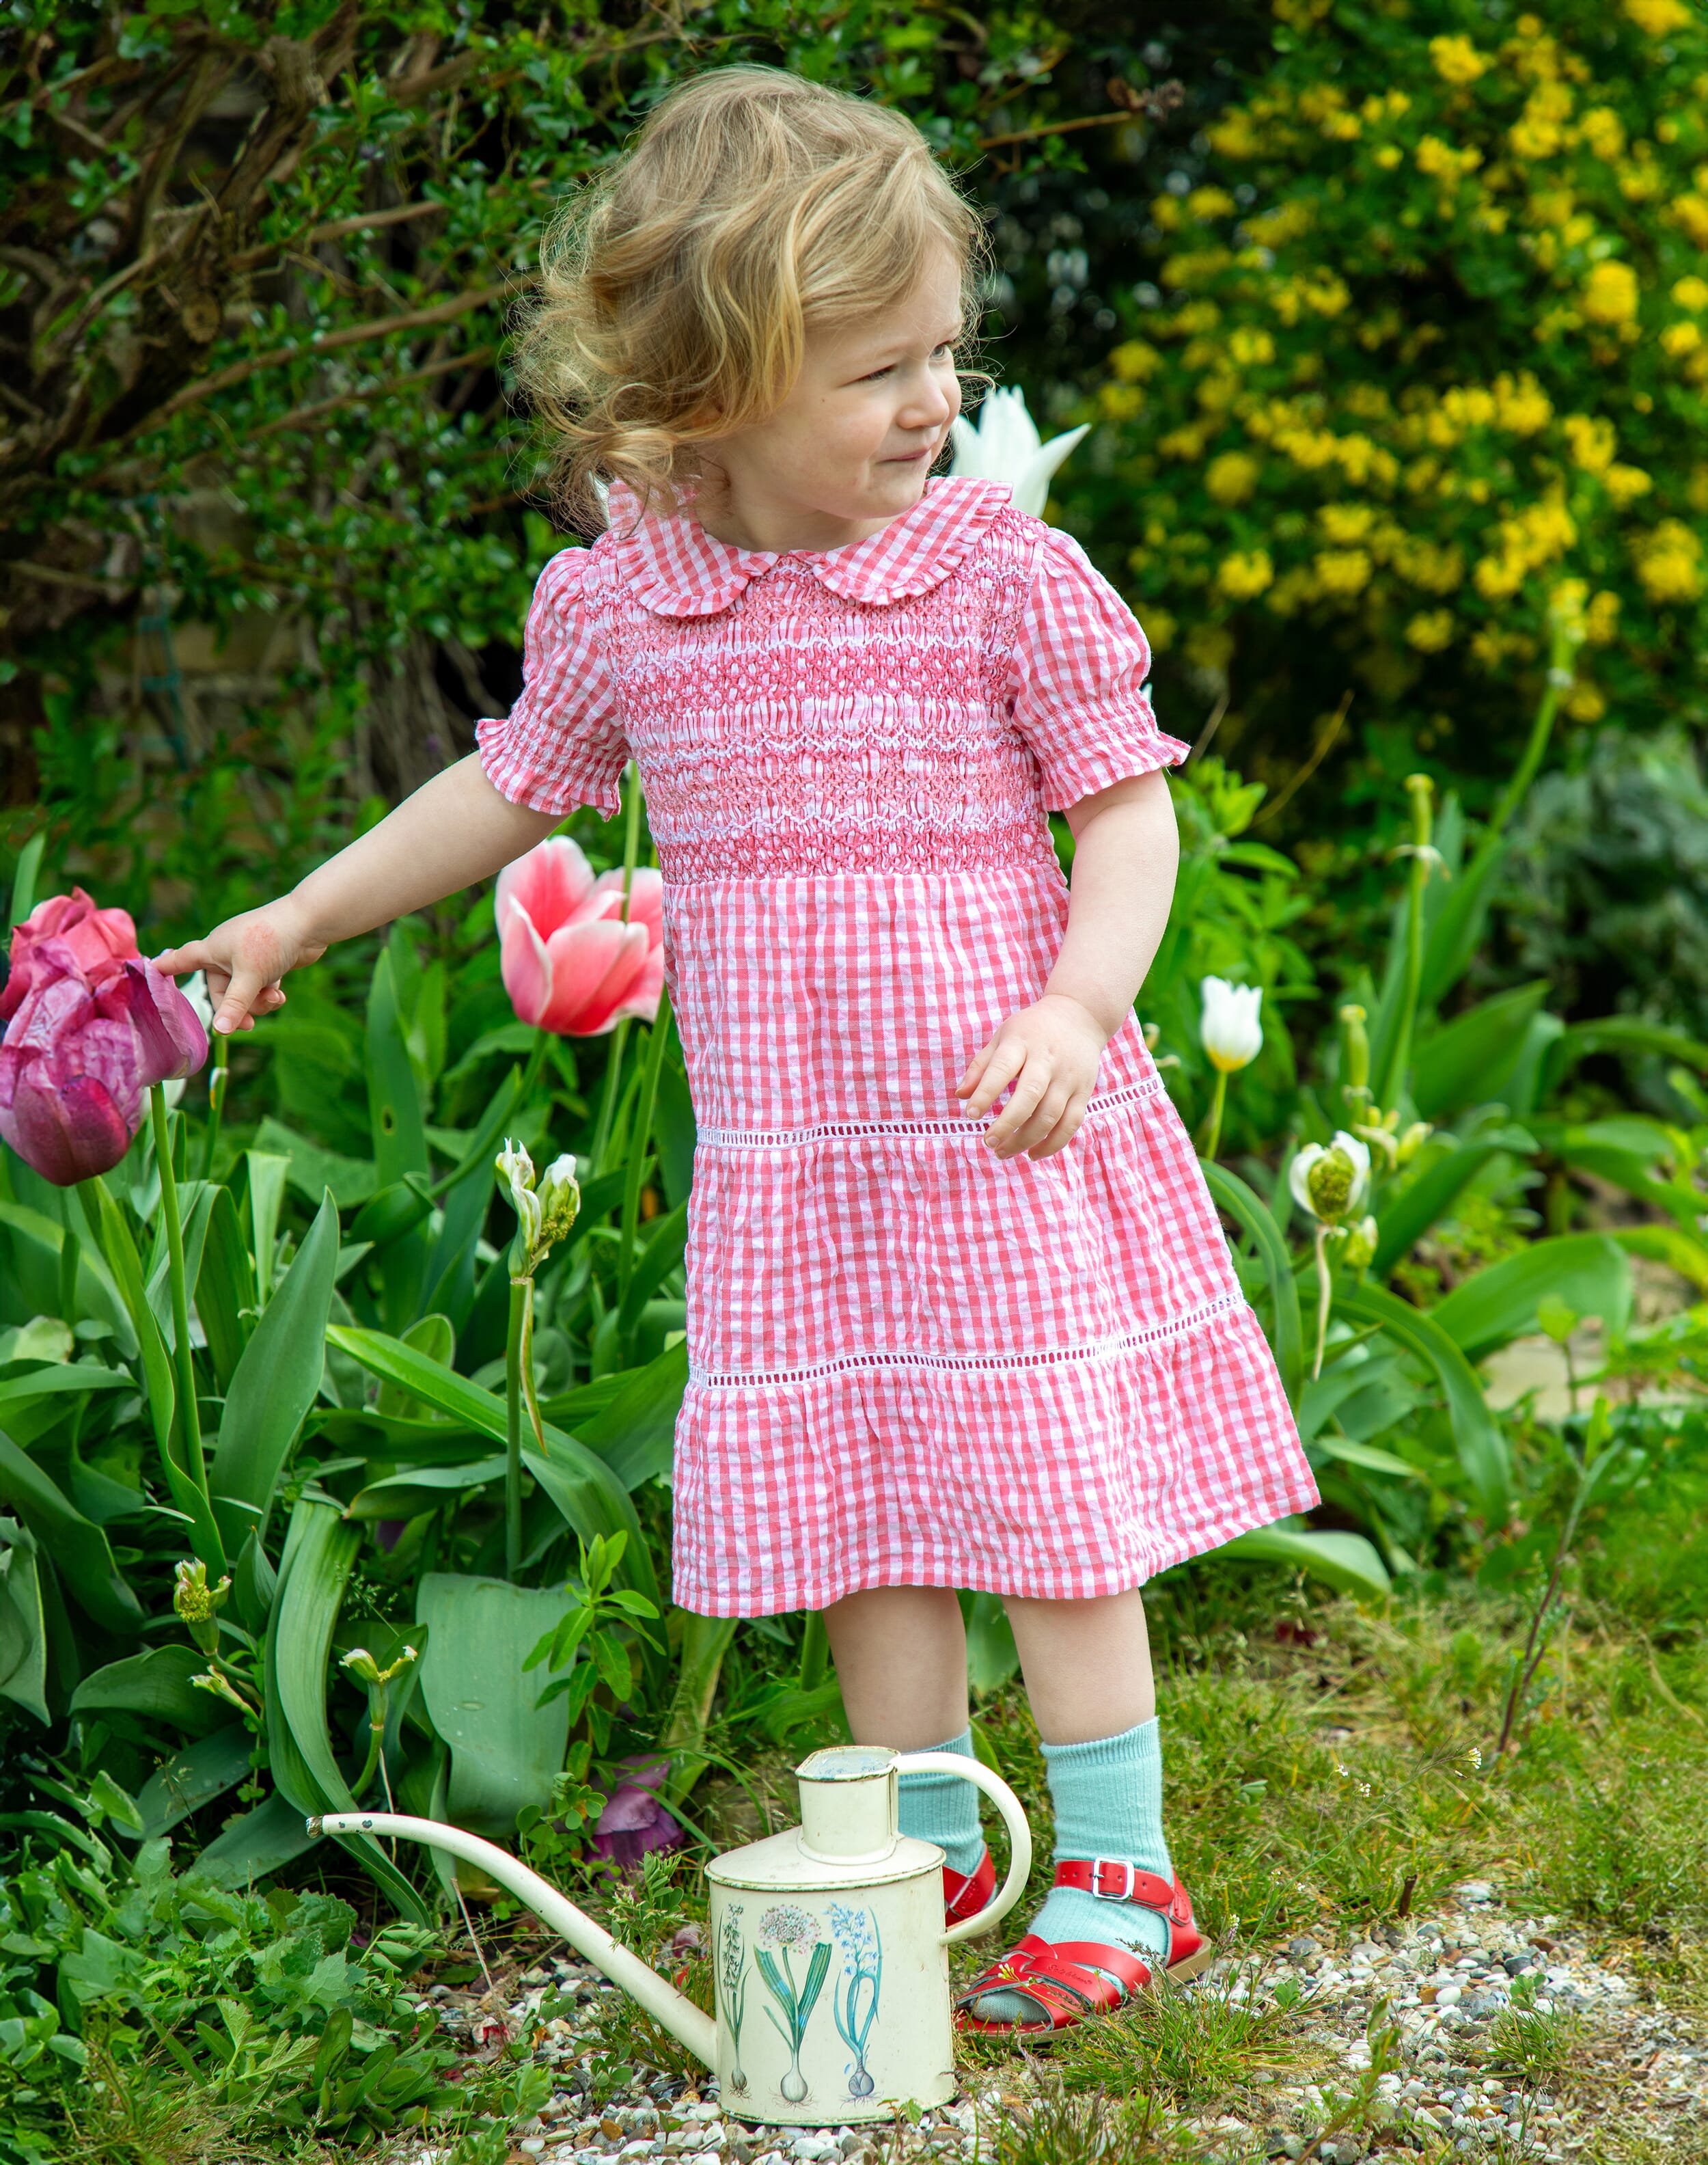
[155,897,325,1038]
[954,992,1107,1161]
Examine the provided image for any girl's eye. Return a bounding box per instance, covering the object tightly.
[859,343,956,383]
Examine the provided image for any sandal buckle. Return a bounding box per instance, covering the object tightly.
[1088,1857,1138,1901]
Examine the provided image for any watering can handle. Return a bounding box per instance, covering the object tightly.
[892,1751,1034,1947]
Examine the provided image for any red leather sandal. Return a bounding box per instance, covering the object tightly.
[943,1846,997,1925]
[954,1860,1213,2037]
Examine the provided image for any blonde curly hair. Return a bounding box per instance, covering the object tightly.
[513,66,989,532]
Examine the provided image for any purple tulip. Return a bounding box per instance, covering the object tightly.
[0,924,209,1186]
[590,1754,686,1875]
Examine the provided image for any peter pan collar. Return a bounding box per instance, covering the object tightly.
[605,475,1013,618]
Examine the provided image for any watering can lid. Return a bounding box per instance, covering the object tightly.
[795,1745,894,1782]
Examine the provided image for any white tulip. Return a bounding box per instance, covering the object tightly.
[949,387,1090,519]
[1289,1132,1373,1223]
[162,971,213,1108]
[1199,977,1264,1074]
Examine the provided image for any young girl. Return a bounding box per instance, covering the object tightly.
[161,66,1317,2036]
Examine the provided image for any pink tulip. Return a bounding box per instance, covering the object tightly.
[495,838,664,1037]
[0,887,139,1023]
[0,902,209,1185]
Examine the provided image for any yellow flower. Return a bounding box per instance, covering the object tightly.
[1417,135,1483,182]
[1099,383,1146,421]
[1493,371,1554,433]
[1441,385,1497,429]
[1663,321,1705,357]
[1567,681,1608,722]
[1405,609,1456,652]
[1672,195,1708,249]
[1562,413,1617,474]
[1585,590,1621,643]
[1205,451,1262,505]
[1209,111,1262,159]
[1185,624,1237,672]
[1509,81,1574,161]
[1375,144,1403,169]
[1186,187,1237,221]
[1632,520,1705,603]
[1319,502,1377,542]
[1672,276,1708,312]
[1606,465,1654,504]
[1218,549,1276,599]
[1142,605,1178,653]
[1624,0,1692,31]
[1110,339,1162,383]
[1582,261,1640,326]
[1159,424,1209,461]
[1314,547,1373,597]
[1228,326,1276,366]
[1578,108,1627,162]
[1392,536,1465,592]
[1430,33,1492,84]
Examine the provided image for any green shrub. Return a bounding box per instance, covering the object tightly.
[1064,0,1708,812]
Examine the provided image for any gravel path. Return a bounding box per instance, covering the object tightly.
[386,1884,1706,2165]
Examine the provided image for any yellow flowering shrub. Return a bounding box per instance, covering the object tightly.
[1071,0,1708,802]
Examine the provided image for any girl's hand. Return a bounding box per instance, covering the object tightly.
[155,897,325,1037]
[954,993,1109,1161]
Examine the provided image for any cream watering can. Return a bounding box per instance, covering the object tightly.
[311,1745,1030,2127]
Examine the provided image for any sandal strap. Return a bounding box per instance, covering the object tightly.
[942,1847,996,1923]
[954,1931,1154,2034]
[1052,1860,1205,1971]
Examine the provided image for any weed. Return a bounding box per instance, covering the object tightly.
[1487,1976,1587,2083]
[980,2082,1166,2164]
[1056,1960,1320,2108]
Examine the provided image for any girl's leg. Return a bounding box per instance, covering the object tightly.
[822,1586,984,1873]
[968,1588,1174,2021]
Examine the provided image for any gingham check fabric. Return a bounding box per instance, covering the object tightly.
[478,477,1317,1616]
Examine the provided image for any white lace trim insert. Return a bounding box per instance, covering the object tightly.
[687,1288,1248,1390]
[695,1074,1166,1152]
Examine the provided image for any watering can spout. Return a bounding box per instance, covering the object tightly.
[308,1810,717,2071]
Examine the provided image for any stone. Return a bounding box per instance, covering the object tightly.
[1502,1953,1535,1976]
[1288,1936,1323,1961]
[1455,1881,1495,1905]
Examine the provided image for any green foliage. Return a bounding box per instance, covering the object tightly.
[0,0,1103,938]
[1062,0,1708,818]
[0,1773,464,2165]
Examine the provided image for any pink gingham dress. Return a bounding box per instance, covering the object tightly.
[478,476,1317,1617]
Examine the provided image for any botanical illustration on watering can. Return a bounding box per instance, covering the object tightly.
[720,1904,749,2097]
[830,1904,883,2099]
[754,1905,833,2103]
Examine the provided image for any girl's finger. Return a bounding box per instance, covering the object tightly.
[997,1079,1069,1159]
[211,966,270,1036]
[964,1041,1029,1122]
[954,1037,995,1098]
[152,942,208,977]
[1028,1101,1088,1161]
[984,1062,1051,1150]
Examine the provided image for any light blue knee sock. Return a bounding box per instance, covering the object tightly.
[896,1726,985,1876]
[970,1717,1173,2022]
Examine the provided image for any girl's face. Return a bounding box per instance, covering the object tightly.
[695,245,965,553]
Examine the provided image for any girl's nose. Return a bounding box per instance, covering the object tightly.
[898,365,956,431]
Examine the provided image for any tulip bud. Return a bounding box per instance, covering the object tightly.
[174,1558,232,1657]
[1199,977,1264,1074]
[341,1644,418,1689]
[495,1137,543,1259]
[1340,1214,1379,1273]
[1338,1004,1370,1096]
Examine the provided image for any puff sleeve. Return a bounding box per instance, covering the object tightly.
[476,547,629,820]
[1007,527,1190,811]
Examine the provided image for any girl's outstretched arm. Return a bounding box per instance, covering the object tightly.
[156,754,560,1037]
[954,768,1179,1162]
